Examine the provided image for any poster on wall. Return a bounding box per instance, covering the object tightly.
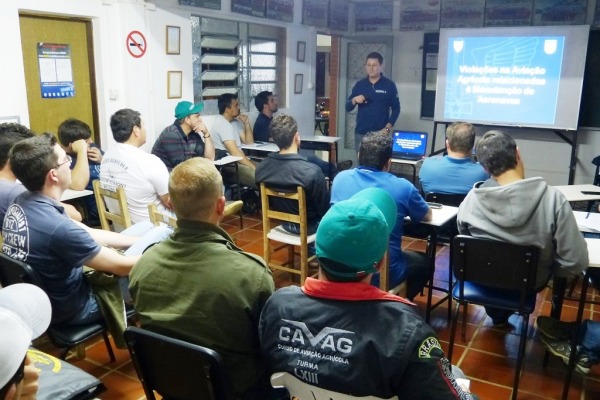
[533,0,587,26]
[231,0,265,17]
[37,43,74,99]
[485,0,533,27]
[266,0,294,23]
[355,1,393,32]
[303,0,328,28]
[179,0,221,10]
[441,0,485,28]
[399,0,440,31]
[328,0,349,31]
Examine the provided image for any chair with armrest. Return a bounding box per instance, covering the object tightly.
[92,180,131,231]
[0,252,116,362]
[448,235,539,400]
[124,326,232,400]
[260,183,316,285]
[270,372,398,400]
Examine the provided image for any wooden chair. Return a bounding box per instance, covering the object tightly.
[271,372,398,400]
[448,235,539,400]
[148,203,177,228]
[260,183,316,285]
[0,253,116,362]
[124,326,232,400]
[92,180,131,231]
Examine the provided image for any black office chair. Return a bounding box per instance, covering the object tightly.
[424,192,467,207]
[124,326,232,400]
[0,252,116,362]
[448,235,539,400]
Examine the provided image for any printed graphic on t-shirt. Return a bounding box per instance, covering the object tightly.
[2,204,29,261]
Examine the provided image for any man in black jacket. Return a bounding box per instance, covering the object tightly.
[259,188,476,399]
[255,114,329,235]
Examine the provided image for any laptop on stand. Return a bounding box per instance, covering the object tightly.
[391,130,428,161]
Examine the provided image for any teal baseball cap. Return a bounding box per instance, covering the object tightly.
[174,101,204,119]
[316,188,397,279]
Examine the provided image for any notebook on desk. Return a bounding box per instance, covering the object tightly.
[391,130,428,161]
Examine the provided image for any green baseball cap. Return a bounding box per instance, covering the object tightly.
[174,101,204,119]
[316,188,397,279]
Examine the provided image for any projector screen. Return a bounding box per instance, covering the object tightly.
[434,25,589,131]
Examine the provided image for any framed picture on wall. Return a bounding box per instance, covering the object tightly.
[166,25,181,55]
[167,71,182,98]
[294,74,303,94]
[297,41,306,62]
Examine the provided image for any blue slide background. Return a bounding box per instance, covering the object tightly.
[444,35,565,125]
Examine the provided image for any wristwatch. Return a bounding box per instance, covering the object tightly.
[203,132,211,139]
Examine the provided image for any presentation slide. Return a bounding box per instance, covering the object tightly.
[434,26,589,131]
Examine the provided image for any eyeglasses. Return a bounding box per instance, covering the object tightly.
[54,155,72,169]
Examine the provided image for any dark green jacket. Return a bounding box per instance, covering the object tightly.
[129,220,275,398]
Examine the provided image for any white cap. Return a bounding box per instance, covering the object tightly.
[0,284,51,389]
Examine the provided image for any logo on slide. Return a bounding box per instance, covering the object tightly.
[453,39,464,53]
[544,39,558,55]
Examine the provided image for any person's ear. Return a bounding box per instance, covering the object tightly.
[215,196,226,218]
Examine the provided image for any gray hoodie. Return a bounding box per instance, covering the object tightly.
[457,177,588,288]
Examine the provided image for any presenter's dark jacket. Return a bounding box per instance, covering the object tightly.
[259,278,474,399]
[345,74,400,136]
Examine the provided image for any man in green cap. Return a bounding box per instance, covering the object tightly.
[259,187,475,399]
[152,100,215,170]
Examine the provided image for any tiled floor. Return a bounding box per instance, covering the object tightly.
[34,213,600,399]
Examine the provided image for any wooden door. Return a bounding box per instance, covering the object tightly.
[19,15,99,142]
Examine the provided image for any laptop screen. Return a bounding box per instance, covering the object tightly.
[392,131,428,159]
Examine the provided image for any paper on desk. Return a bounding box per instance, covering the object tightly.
[213,155,242,165]
[574,211,600,233]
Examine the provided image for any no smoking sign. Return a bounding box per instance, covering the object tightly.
[126,31,147,58]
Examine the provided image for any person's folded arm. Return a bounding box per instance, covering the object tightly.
[86,247,141,276]
[72,220,139,249]
[224,140,255,169]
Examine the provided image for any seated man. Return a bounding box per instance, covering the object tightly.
[419,122,489,194]
[457,130,588,325]
[252,90,277,142]
[537,316,599,375]
[211,93,257,189]
[331,131,431,299]
[152,100,215,170]
[253,91,351,177]
[0,123,81,223]
[129,157,275,399]
[101,108,173,224]
[57,118,104,222]
[259,188,475,399]
[2,133,149,325]
[255,114,329,235]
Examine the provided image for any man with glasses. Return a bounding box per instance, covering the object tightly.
[152,100,215,171]
[2,133,157,326]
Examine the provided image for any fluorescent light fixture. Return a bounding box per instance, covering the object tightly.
[201,36,241,50]
[201,87,241,97]
[200,54,241,65]
[201,71,240,81]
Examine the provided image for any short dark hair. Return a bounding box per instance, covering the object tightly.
[447,122,475,153]
[358,131,392,170]
[218,93,237,115]
[254,91,272,112]
[476,130,518,177]
[269,114,297,150]
[110,109,141,143]
[0,125,34,169]
[0,123,35,137]
[366,52,383,65]
[0,357,25,400]
[57,118,92,146]
[10,133,58,192]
